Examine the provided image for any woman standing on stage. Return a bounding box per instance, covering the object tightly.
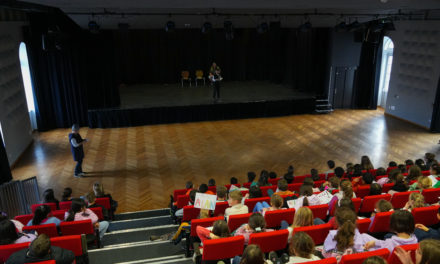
[209,62,221,75]
[209,62,222,102]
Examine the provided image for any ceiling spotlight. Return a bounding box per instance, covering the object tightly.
[224,21,234,40]
[201,22,212,34]
[299,21,312,33]
[257,22,269,34]
[88,20,100,34]
[165,20,175,32]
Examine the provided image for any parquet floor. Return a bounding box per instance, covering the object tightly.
[11,109,440,213]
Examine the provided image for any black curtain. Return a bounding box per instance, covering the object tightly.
[353,31,384,109]
[431,76,440,132]
[0,131,12,184]
[25,11,88,131]
[87,28,330,95]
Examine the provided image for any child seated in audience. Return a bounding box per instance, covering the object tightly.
[425,153,437,169]
[41,189,59,210]
[311,168,320,181]
[409,176,432,191]
[283,166,294,184]
[415,159,428,171]
[352,172,374,192]
[284,207,324,241]
[428,164,440,187]
[329,180,355,213]
[64,198,109,239]
[253,194,283,215]
[257,172,272,187]
[269,171,277,179]
[328,198,356,229]
[403,192,427,211]
[346,163,354,175]
[387,161,398,172]
[286,232,321,263]
[364,210,418,252]
[0,219,36,245]
[361,155,374,170]
[247,171,257,185]
[0,212,24,233]
[196,219,230,243]
[362,256,387,264]
[175,189,197,217]
[290,185,321,211]
[323,208,376,258]
[407,166,423,183]
[27,204,61,227]
[225,190,249,219]
[216,186,227,202]
[6,234,75,264]
[236,244,269,264]
[375,167,387,177]
[369,199,393,229]
[85,192,110,220]
[302,177,320,192]
[185,181,194,195]
[334,167,345,178]
[93,182,118,214]
[61,187,73,202]
[325,160,336,178]
[369,183,382,195]
[208,178,215,187]
[322,176,340,192]
[272,179,294,196]
[389,174,409,194]
[198,183,214,195]
[377,169,400,186]
[394,239,440,264]
[399,164,408,173]
[233,212,273,245]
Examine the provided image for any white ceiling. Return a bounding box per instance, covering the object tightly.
[21,0,440,29]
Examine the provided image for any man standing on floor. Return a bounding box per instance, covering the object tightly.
[69,124,88,178]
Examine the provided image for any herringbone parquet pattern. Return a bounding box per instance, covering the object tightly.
[11,109,440,212]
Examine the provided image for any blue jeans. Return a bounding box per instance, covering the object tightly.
[98,220,109,239]
[253,201,270,213]
[75,159,83,175]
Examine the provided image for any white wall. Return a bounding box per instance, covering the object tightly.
[385,21,440,129]
[0,21,33,165]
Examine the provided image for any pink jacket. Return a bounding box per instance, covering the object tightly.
[64,208,98,224]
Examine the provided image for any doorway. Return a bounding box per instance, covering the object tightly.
[19,42,37,130]
[377,36,394,108]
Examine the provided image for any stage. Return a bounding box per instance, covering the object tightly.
[87,81,316,128]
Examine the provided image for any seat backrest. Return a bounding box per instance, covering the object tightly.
[422,188,440,204]
[355,185,371,199]
[422,170,431,176]
[244,197,270,212]
[207,186,216,194]
[412,205,440,227]
[59,201,72,211]
[89,207,104,220]
[60,219,94,236]
[288,183,302,192]
[318,174,327,181]
[242,182,251,189]
[31,203,57,213]
[375,175,388,181]
[51,235,86,256]
[360,194,392,213]
[22,223,58,238]
[314,180,326,188]
[182,205,200,222]
[352,198,362,213]
[52,210,67,221]
[264,209,295,228]
[382,183,395,193]
[27,260,56,264]
[260,186,277,197]
[291,224,332,245]
[176,195,190,209]
[369,211,393,233]
[391,191,419,209]
[173,188,188,200]
[339,248,390,264]
[248,229,289,253]
[225,184,241,190]
[195,70,204,78]
[387,244,418,264]
[181,70,190,78]
[306,204,329,220]
[293,175,307,184]
[202,236,245,261]
[0,242,31,263]
[190,216,223,237]
[95,197,111,210]
[14,214,33,225]
[268,178,280,186]
[228,213,252,232]
[356,218,371,234]
[303,258,338,264]
[213,201,229,216]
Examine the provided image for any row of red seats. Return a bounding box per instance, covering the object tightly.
[30,197,111,213]
[0,235,87,263]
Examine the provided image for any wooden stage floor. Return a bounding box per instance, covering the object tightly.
[11,109,440,213]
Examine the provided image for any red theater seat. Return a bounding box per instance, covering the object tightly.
[207,186,216,193]
[387,244,418,264]
[244,197,270,212]
[264,208,295,228]
[293,175,307,184]
[304,259,337,264]
[14,214,33,225]
[339,248,390,264]
[422,188,440,204]
[228,213,252,232]
[213,201,229,216]
[59,201,72,211]
[248,229,289,252]
[382,183,395,193]
[307,204,329,220]
[314,180,326,188]
[202,236,244,261]
[0,242,30,263]
[355,185,371,199]
[260,186,277,196]
[182,205,200,222]
[173,188,188,201]
[288,183,302,192]
[291,224,332,245]
[391,191,419,209]
[412,206,440,227]
[352,198,362,213]
[23,223,58,238]
[369,211,393,233]
[31,203,57,213]
[242,182,251,189]
[225,184,241,190]
[52,210,67,221]
[356,218,371,234]
[176,195,190,209]
[51,235,86,257]
[27,260,56,264]
[359,194,391,213]
[268,178,280,185]
[89,207,104,221]
[95,197,111,210]
[190,216,224,237]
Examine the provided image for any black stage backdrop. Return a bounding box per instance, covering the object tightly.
[85,28,330,108]
[0,130,12,185]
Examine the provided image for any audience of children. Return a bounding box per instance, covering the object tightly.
[27,204,61,227]
[0,219,36,245]
[61,187,73,202]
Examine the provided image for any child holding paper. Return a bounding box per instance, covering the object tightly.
[253,194,283,215]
